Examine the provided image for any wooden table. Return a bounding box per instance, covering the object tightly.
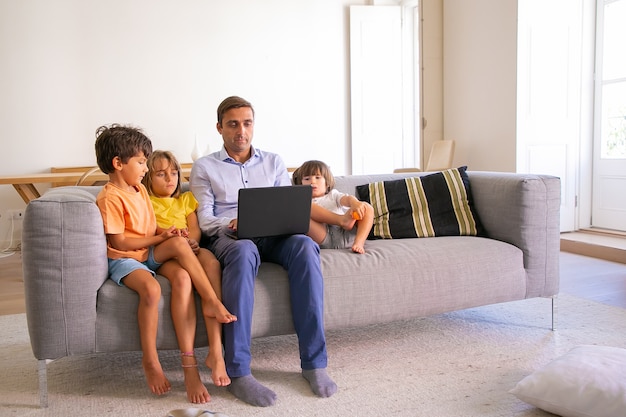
[0,167,192,204]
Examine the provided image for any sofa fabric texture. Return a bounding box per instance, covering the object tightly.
[22,171,560,361]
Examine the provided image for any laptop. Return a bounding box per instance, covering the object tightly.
[232,185,312,239]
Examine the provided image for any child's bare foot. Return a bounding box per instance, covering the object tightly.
[206,352,231,387]
[202,298,237,324]
[340,211,357,230]
[142,358,171,396]
[351,242,365,254]
[181,352,211,404]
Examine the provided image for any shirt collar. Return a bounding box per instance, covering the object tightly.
[220,145,260,164]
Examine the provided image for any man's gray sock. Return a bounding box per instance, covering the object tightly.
[302,368,338,398]
[227,375,277,407]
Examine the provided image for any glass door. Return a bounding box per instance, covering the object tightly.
[592,0,626,231]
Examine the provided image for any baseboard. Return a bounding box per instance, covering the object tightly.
[560,231,626,264]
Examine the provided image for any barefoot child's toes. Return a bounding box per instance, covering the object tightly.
[182,352,211,404]
[206,353,231,387]
[351,244,365,254]
[202,299,237,324]
[143,358,171,396]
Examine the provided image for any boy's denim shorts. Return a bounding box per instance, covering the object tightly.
[108,246,162,286]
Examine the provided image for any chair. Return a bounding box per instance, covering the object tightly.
[75,166,106,186]
[393,140,455,173]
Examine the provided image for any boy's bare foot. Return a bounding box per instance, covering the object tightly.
[206,352,231,387]
[142,358,171,396]
[340,211,357,230]
[181,352,211,404]
[201,298,237,324]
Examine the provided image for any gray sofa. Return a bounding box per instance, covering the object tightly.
[22,171,560,407]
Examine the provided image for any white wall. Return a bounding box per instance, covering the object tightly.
[443,0,517,172]
[0,0,366,246]
[0,0,526,249]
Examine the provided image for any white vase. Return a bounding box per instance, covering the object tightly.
[191,136,202,161]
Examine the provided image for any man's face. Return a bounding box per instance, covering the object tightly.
[217,107,255,156]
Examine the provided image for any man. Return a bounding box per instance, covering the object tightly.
[190,96,337,407]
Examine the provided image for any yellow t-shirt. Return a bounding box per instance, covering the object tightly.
[150,191,198,230]
[96,182,156,262]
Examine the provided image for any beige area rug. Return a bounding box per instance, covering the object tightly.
[1,294,625,417]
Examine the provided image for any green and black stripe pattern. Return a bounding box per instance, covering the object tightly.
[356,167,482,239]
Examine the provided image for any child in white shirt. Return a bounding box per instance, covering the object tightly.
[293,160,373,254]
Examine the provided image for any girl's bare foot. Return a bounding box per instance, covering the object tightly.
[181,352,211,404]
[202,298,237,324]
[142,358,171,396]
[340,211,357,230]
[206,352,231,387]
[351,242,366,254]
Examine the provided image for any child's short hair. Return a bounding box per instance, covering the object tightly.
[292,160,335,193]
[143,150,183,198]
[95,124,153,174]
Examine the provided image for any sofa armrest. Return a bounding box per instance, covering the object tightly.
[22,187,108,360]
[468,172,561,297]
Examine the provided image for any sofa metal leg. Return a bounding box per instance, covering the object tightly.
[551,295,558,331]
[38,359,48,408]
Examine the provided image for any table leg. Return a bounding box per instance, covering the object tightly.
[13,184,40,204]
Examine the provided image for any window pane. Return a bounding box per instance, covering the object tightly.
[601,81,626,159]
[603,0,626,80]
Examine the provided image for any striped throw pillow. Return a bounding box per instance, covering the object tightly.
[356,167,483,239]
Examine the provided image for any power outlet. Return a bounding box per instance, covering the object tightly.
[8,209,24,220]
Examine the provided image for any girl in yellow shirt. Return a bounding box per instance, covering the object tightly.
[144,150,227,404]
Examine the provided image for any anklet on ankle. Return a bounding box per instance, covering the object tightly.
[181,351,197,368]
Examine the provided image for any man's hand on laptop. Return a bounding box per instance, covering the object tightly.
[225,219,239,239]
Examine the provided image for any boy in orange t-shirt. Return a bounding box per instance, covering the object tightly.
[94,124,236,399]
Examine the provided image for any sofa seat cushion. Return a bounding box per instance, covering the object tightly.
[249,236,527,337]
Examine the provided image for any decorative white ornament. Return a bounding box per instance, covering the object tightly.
[191,136,202,161]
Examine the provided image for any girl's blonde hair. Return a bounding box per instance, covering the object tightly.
[143,150,182,198]
[292,160,335,194]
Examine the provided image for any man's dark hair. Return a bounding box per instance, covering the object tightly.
[94,124,153,174]
[217,96,255,125]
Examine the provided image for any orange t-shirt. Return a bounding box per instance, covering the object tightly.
[96,182,156,262]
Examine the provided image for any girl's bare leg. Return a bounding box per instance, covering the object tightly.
[158,261,210,403]
[154,236,236,324]
[181,352,210,404]
[352,203,375,254]
[307,219,328,245]
[310,204,356,230]
[122,270,171,396]
[197,249,230,387]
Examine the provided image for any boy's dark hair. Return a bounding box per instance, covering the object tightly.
[292,160,335,193]
[95,124,153,174]
[143,150,182,198]
[217,96,254,125]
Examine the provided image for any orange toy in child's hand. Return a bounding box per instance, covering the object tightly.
[352,211,362,220]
